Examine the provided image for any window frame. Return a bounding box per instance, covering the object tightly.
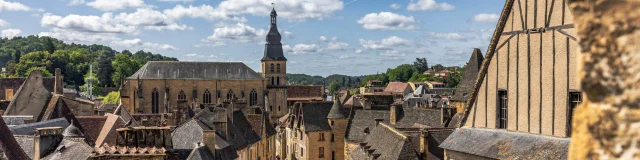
[567,91,582,136]
[319,147,324,158]
[496,89,508,129]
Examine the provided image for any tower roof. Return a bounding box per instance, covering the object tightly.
[327,98,346,119]
[270,8,277,16]
[63,121,84,137]
[450,48,484,101]
[262,8,287,61]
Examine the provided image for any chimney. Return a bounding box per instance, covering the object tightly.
[419,129,429,160]
[202,130,218,155]
[54,68,63,95]
[33,127,64,160]
[374,118,383,126]
[390,105,397,125]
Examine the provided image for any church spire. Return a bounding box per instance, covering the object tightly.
[261,5,287,61]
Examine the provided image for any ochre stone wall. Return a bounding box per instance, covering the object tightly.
[568,0,640,159]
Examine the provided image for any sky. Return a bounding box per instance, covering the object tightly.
[0,0,505,77]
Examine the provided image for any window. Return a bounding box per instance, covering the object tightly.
[497,90,508,129]
[5,88,13,100]
[203,90,212,104]
[250,89,258,106]
[241,91,245,98]
[331,134,334,142]
[319,133,325,141]
[276,64,281,73]
[301,147,304,157]
[227,90,234,100]
[217,90,221,99]
[568,92,582,136]
[151,88,159,113]
[270,64,275,73]
[178,90,186,101]
[319,147,324,158]
[277,77,280,85]
[332,151,335,160]
[271,77,275,85]
[278,106,281,111]
[192,89,198,100]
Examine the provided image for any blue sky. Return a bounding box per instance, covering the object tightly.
[0,0,504,76]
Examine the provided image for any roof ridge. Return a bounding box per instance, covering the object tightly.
[379,123,407,140]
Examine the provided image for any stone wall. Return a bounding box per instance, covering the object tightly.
[568,0,640,159]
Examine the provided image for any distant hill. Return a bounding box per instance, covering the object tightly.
[287,73,364,88]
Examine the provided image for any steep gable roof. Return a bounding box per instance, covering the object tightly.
[0,115,29,160]
[3,70,52,118]
[186,143,215,160]
[384,82,410,93]
[287,85,324,100]
[350,123,420,160]
[128,61,264,80]
[451,48,485,101]
[300,102,333,132]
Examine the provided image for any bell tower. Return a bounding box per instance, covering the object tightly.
[261,6,287,122]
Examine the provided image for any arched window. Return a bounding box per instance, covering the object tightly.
[203,90,212,104]
[271,77,275,85]
[277,77,280,85]
[227,89,234,100]
[270,64,275,73]
[152,88,159,113]
[250,89,258,106]
[276,64,281,73]
[178,91,186,101]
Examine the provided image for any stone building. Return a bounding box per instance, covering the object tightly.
[286,85,324,107]
[278,100,348,160]
[120,8,288,123]
[440,0,579,159]
[449,48,484,112]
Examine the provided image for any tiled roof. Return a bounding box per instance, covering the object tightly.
[246,114,263,136]
[95,114,126,148]
[440,128,569,159]
[346,107,444,141]
[128,61,264,80]
[39,95,94,146]
[349,123,420,160]
[287,85,324,99]
[451,48,484,101]
[384,82,410,93]
[13,135,33,159]
[186,143,215,160]
[77,116,107,141]
[9,118,69,135]
[0,115,29,160]
[300,102,333,132]
[41,138,93,160]
[327,99,347,119]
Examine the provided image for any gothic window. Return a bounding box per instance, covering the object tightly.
[227,90,234,100]
[270,64,275,73]
[276,64,281,73]
[178,91,186,101]
[151,88,159,113]
[203,90,212,104]
[250,89,258,106]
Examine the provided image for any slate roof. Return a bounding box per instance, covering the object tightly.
[12,136,33,159]
[2,116,34,126]
[262,8,287,61]
[3,70,53,118]
[186,144,215,160]
[384,82,410,93]
[287,85,324,100]
[229,111,261,149]
[346,107,444,141]
[62,122,85,137]
[299,102,333,132]
[426,88,456,96]
[9,118,69,135]
[0,115,30,160]
[76,116,107,141]
[39,95,94,146]
[128,61,264,80]
[113,104,138,127]
[450,48,484,101]
[327,99,347,119]
[0,77,55,102]
[349,123,420,160]
[345,109,390,141]
[439,128,569,159]
[41,138,93,160]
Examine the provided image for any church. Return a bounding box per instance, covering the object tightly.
[119,8,288,122]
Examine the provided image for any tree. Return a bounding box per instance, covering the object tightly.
[445,69,462,88]
[413,57,429,73]
[361,74,388,86]
[355,77,361,86]
[51,50,89,86]
[96,50,115,87]
[121,50,133,57]
[25,66,53,77]
[15,51,52,77]
[386,64,415,82]
[80,72,101,97]
[112,54,140,86]
[347,77,352,88]
[328,80,342,96]
[341,77,346,86]
[45,37,56,54]
[432,64,444,71]
[102,91,121,104]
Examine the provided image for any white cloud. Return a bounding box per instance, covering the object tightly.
[41,13,137,34]
[86,0,144,11]
[39,28,119,43]
[289,43,321,55]
[0,0,30,12]
[185,53,198,57]
[1,28,21,38]
[380,50,406,57]
[0,19,7,28]
[359,36,412,50]
[283,31,293,38]
[144,23,192,31]
[115,8,192,31]
[407,0,455,11]
[424,32,470,41]
[327,41,349,51]
[216,0,343,20]
[111,38,179,51]
[469,13,499,23]
[331,36,337,41]
[355,49,363,54]
[163,4,246,22]
[158,0,195,2]
[390,4,401,9]
[68,0,85,6]
[320,36,327,41]
[357,12,417,30]
[205,23,266,43]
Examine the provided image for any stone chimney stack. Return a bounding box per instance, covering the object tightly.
[54,68,63,95]
[419,129,429,160]
[202,130,218,155]
[390,105,399,125]
[33,127,64,160]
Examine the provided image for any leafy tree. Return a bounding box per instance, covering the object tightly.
[80,72,101,97]
[347,77,352,88]
[25,66,53,77]
[355,77,361,86]
[328,80,342,96]
[432,64,444,71]
[341,77,346,86]
[121,50,133,57]
[102,91,121,104]
[51,50,89,85]
[386,64,415,82]
[413,57,429,73]
[97,50,115,87]
[15,51,52,77]
[112,54,140,86]
[361,74,388,86]
[45,37,56,54]
[445,69,462,88]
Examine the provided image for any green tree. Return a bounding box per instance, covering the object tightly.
[341,77,346,86]
[25,66,53,77]
[45,37,56,54]
[97,50,115,87]
[445,69,462,88]
[361,74,388,86]
[112,54,140,86]
[413,57,429,73]
[328,80,342,96]
[51,50,89,85]
[121,50,133,57]
[102,91,121,104]
[432,64,444,71]
[80,72,101,96]
[15,51,52,77]
[386,64,415,82]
